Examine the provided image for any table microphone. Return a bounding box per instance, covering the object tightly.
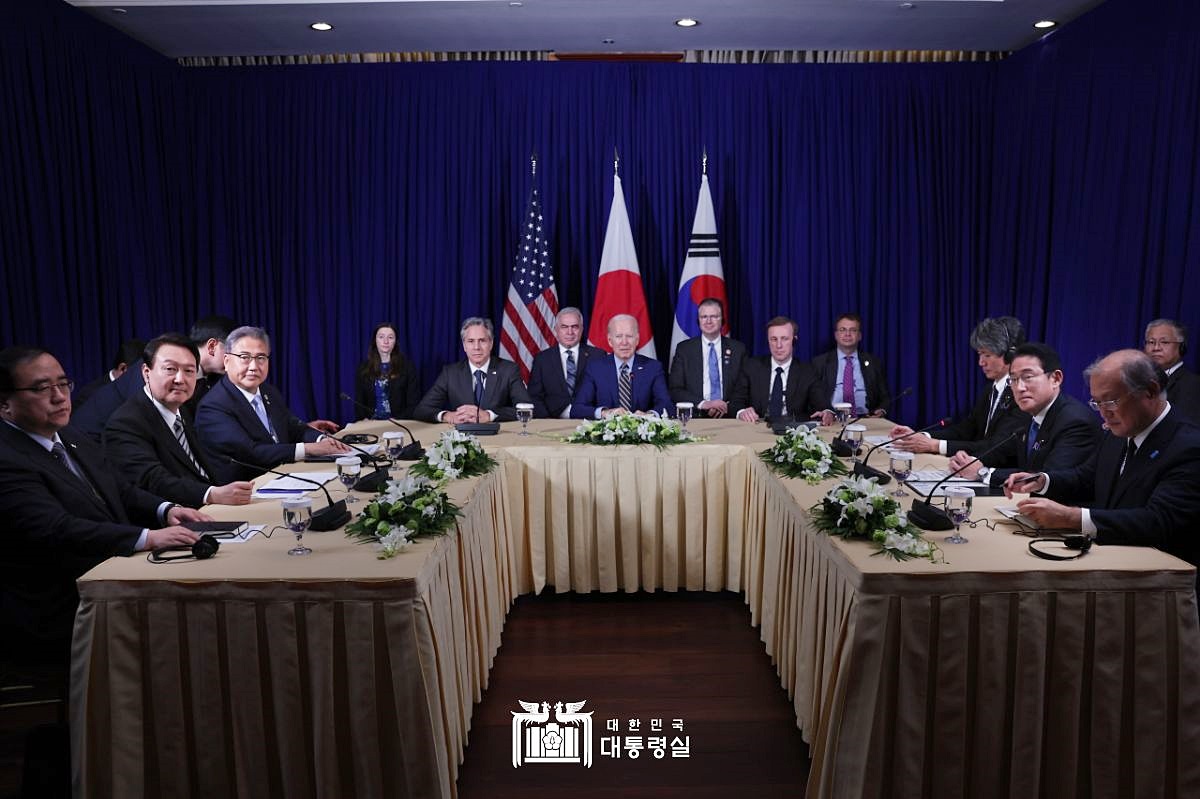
[907,430,1019,531]
[831,386,913,457]
[225,456,351,531]
[852,417,950,484]
[338,392,425,459]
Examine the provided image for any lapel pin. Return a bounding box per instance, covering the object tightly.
[1150,450,1160,459]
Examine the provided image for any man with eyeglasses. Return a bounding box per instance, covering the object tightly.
[948,342,1099,488]
[1143,317,1200,423]
[196,326,350,483]
[1004,350,1200,579]
[811,313,892,417]
[0,346,208,670]
[667,298,747,419]
[104,334,255,508]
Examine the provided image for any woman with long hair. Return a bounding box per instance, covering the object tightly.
[355,323,421,419]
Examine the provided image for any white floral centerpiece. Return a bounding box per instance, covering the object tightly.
[409,429,497,482]
[759,426,848,484]
[810,475,943,562]
[563,413,694,448]
[344,474,461,559]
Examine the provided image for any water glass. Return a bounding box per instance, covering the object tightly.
[382,430,406,459]
[944,486,974,544]
[888,451,914,497]
[282,497,313,556]
[844,423,867,459]
[675,402,694,432]
[833,402,853,425]
[515,402,534,435]
[336,455,362,503]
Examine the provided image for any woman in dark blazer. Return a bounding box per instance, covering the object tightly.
[355,322,421,419]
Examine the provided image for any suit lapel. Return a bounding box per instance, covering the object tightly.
[1109,418,1173,504]
[58,429,123,519]
[137,392,199,476]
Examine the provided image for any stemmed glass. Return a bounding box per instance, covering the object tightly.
[383,430,405,459]
[888,451,914,497]
[944,486,974,544]
[336,456,362,504]
[515,403,534,436]
[833,402,852,425]
[282,497,313,556]
[675,402,694,434]
[844,423,867,461]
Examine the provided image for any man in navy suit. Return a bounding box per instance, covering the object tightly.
[950,342,1099,488]
[811,313,893,417]
[668,298,747,419]
[571,314,672,419]
[413,316,532,423]
[0,346,206,665]
[1008,350,1200,579]
[195,326,350,483]
[104,334,254,508]
[527,307,603,418]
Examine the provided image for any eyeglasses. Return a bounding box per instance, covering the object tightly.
[1144,339,1182,348]
[1088,392,1132,412]
[1011,371,1046,386]
[13,380,74,396]
[228,353,270,365]
[698,314,722,322]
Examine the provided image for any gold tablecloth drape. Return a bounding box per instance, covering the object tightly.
[72,419,1200,798]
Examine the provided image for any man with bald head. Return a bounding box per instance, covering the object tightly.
[571,314,672,419]
[1005,350,1200,577]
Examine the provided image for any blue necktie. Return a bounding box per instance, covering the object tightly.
[473,369,485,407]
[1026,419,1039,458]
[707,342,721,400]
[252,395,278,443]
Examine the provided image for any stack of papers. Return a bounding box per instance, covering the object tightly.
[253,471,338,499]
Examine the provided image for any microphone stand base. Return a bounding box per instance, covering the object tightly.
[908,499,954,531]
[310,500,352,532]
[455,422,500,436]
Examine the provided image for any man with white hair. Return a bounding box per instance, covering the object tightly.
[1142,317,1200,422]
[571,314,672,419]
[527,307,603,418]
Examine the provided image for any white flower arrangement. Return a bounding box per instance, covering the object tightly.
[563,413,695,448]
[759,426,848,484]
[410,429,497,482]
[344,473,461,559]
[810,475,942,562]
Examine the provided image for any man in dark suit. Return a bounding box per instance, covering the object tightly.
[104,334,254,508]
[1144,317,1200,423]
[195,326,350,483]
[414,316,532,423]
[527,307,603,419]
[187,314,239,411]
[811,313,892,417]
[0,346,205,665]
[891,316,1029,457]
[571,314,672,419]
[950,342,1100,488]
[1009,350,1200,579]
[730,316,830,425]
[73,337,144,407]
[668,297,747,419]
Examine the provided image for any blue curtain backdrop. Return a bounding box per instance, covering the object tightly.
[1,0,1197,425]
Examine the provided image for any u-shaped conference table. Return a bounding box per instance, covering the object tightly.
[71,418,1200,798]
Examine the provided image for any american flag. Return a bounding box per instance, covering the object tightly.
[499,177,558,382]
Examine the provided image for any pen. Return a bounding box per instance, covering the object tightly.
[1012,474,1041,485]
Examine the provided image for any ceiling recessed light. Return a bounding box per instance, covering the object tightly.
[310,22,333,32]
[1033,20,1057,29]
[675,18,700,28]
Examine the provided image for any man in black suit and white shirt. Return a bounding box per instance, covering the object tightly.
[0,346,206,665]
[527,307,602,419]
[730,316,831,425]
[413,316,532,423]
[668,298,747,419]
[195,326,350,483]
[104,334,254,508]
[1143,317,1200,423]
[811,313,892,417]
[950,342,1099,488]
[1008,350,1200,579]
[890,316,1029,457]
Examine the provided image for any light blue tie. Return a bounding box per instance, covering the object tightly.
[707,342,721,400]
[252,394,278,442]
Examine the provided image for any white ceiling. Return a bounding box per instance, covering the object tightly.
[68,0,1107,60]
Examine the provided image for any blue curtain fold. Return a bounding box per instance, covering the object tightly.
[1,0,1197,426]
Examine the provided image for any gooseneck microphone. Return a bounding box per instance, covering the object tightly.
[907,429,1019,531]
[852,417,950,484]
[831,386,913,457]
[226,456,351,531]
[338,392,425,459]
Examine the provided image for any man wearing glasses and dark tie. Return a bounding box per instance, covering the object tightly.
[1143,318,1200,423]
[195,326,349,483]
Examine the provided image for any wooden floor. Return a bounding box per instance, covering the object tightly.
[456,590,810,799]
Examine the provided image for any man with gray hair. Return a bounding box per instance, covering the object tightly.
[571,314,672,419]
[413,316,531,423]
[196,326,350,483]
[527,307,603,418]
[1006,349,1200,580]
[1143,317,1200,422]
[890,316,1029,455]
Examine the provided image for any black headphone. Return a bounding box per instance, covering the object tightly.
[1028,536,1092,561]
[148,534,221,563]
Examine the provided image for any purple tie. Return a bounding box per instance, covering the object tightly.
[841,355,855,406]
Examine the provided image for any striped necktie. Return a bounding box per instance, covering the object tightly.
[565,349,577,393]
[618,363,632,411]
[173,417,208,479]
